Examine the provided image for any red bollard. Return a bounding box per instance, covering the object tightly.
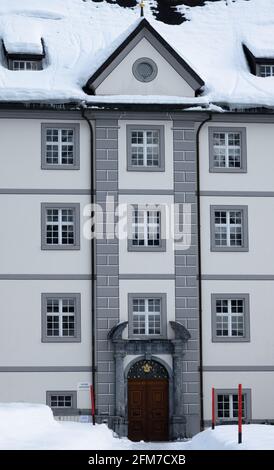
[90,385,96,426]
[238,384,242,444]
[212,387,215,430]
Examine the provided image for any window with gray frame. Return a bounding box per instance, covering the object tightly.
[10,59,42,71]
[46,391,77,411]
[128,205,166,252]
[41,123,80,169]
[212,294,250,342]
[258,64,274,77]
[216,389,251,421]
[41,293,81,343]
[128,293,167,339]
[209,127,247,172]
[210,206,248,251]
[127,125,165,171]
[41,203,80,250]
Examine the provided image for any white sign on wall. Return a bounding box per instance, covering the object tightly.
[77,382,91,391]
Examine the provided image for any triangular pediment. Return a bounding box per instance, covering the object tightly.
[84,18,204,97]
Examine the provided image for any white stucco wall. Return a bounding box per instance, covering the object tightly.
[203,371,274,420]
[200,121,274,192]
[0,194,90,274]
[0,119,90,189]
[202,280,274,366]
[118,119,174,190]
[0,372,92,409]
[96,37,194,97]
[0,280,91,366]
[200,196,274,275]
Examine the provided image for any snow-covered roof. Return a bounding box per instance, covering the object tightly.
[0,0,274,109]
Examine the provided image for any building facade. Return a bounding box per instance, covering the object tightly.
[1,3,274,442]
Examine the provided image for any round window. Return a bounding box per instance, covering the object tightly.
[132,58,158,83]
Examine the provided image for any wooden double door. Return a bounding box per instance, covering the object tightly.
[128,378,169,442]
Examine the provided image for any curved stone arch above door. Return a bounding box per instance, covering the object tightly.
[124,355,173,381]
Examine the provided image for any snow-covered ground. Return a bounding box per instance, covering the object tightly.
[1,403,274,450]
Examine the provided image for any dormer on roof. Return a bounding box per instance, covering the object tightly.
[243,44,274,77]
[2,38,46,71]
[84,18,204,98]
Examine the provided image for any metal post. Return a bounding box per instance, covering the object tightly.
[238,384,242,444]
[212,387,215,430]
[90,385,95,425]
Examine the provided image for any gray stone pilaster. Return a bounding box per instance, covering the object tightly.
[173,120,200,437]
[95,119,119,419]
[114,348,126,417]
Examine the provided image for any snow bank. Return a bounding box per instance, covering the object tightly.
[0,403,57,442]
[189,425,274,450]
[0,402,121,450]
[1,404,274,450]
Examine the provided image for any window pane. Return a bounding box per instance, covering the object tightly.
[217,394,230,418]
[50,395,72,408]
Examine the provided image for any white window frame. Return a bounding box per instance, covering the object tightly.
[46,208,74,246]
[128,205,166,252]
[217,393,246,420]
[10,59,40,71]
[46,298,76,338]
[213,132,241,168]
[216,299,244,337]
[132,298,161,336]
[131,130,160,167]
[259,64,274,77]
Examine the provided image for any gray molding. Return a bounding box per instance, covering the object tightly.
[211,293,250,343]
[210,205,249,252]
[41,293,81,343]
[0,189,91,195]
[127,204,166,252]
[210,114,274,123]
[0,366,92,372]
[208,126,247,173]
[0,110,84,120]
[201,274,274,280]
[203,366,274,371]
[119,274,175,280]
[46,390,77,410]
[126,124,165,172]
[0,274,92,280]
[214,388,252,421]
[132,57,158,83]
[41,202,80,251]
[53,408,92,416]
[128,293,167,339]
[41,123,80,170]
[119,189,174,195]
[201,191,274,197]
